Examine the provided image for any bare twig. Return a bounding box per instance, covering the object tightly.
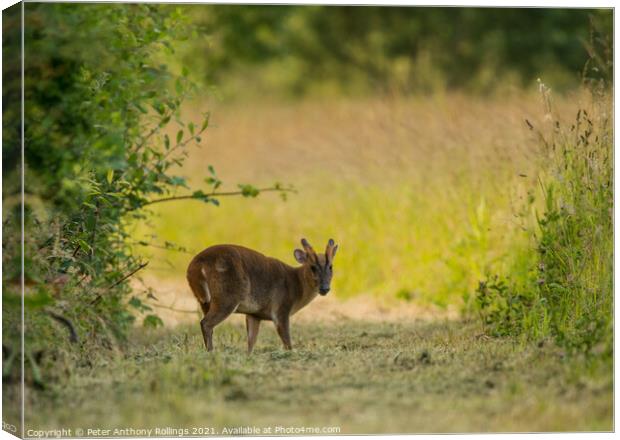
[149,303,197,314]
[160,128,206,162]
[135,187,295,210]
[47,311,78,343]
[108,261,149,289]
[133,119,165,154]
[128,241,194,255]
[126,122,206,194]
[90,262,149,305]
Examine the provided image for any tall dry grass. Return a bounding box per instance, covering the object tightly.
[130,91,583,313]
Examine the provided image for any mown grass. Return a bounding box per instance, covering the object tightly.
[130,92,581,309]
[13,319,612,434]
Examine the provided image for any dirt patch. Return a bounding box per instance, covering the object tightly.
[133,276,458,327]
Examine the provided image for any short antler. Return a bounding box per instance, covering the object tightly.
[326,238,338,261]
[301,238,314,253]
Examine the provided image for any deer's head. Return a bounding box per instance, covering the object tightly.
[294,238,338,295]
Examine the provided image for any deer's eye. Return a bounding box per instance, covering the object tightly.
[311,266,318,273]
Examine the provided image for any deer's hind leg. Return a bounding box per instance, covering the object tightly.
[198,301,211,350]
[200,299,239,352]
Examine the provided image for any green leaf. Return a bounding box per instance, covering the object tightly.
[135,102,148,114]
[153,102,165,115]
[127,153,138,165]
[192,190,207,199]
[143,314,164,328]
[238,184,260,198]
[208,165,216,175]
[169,176,188,188]
[106,169,114,184]
[201,113,210,131]
[188,122,195,136]
[164,134,170,150]
[176,130,184,144]
[76,239,92,252]
[159,115,171,127]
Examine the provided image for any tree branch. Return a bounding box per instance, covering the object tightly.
[109,261,149,289]
[133,187,295,210]
[149,303,197,314]
[90,261,149,305]
[47,311,78,344]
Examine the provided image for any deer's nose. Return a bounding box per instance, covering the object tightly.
[319,287,330,295]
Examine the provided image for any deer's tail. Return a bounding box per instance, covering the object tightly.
[187,264,211,316]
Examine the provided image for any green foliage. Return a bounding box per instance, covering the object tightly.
[238,184,260,198]
[474,82,612,359]
[180,6,612,97]
[536,99,612,356]
[2,3,288,387]
[474,26,613,360]
[143,314,164,328]
[9,4,202,362]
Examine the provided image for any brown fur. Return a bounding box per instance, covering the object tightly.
[186,239,337,353]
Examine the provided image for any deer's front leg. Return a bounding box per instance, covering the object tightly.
[246,315,261,354]
[274,314,292,350]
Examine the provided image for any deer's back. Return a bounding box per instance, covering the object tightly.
[187,245,297,317]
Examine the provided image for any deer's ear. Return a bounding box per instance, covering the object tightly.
[294,249,307,264]
[331,245,338,258]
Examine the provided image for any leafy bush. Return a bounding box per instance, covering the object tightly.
[474,79,612,358]
[2,3,288,388]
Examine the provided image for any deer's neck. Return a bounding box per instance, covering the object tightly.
[291,265,319,313]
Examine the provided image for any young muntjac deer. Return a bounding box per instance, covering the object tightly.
[186,238,338,353]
